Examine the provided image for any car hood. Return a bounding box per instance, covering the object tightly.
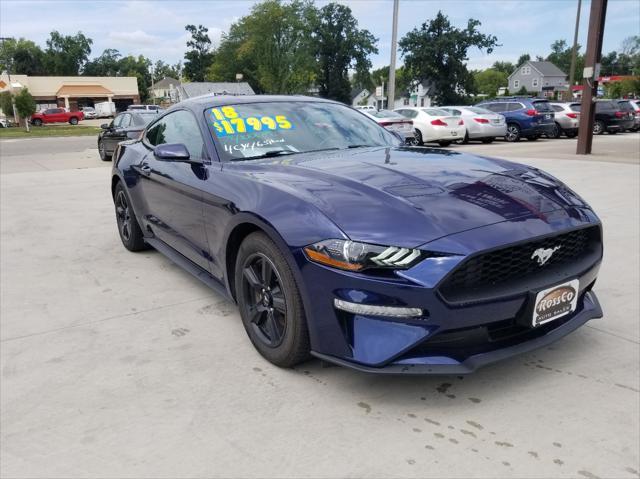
[225,147,592,248]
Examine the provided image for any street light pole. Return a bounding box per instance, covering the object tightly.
[387,0,400,110]
[576,0,608,155]
[567,0,582,100]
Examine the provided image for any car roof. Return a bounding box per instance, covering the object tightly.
[175,94,338,112]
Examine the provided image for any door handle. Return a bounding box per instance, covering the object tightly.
[140,163,152,177]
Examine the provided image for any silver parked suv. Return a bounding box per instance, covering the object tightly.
[549,103,580,138]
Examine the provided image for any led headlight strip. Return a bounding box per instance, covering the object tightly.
[334,299,423,318]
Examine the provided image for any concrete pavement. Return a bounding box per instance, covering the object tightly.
[1,135,639,478]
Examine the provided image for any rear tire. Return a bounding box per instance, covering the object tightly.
[114,183,148,252]
[413,129,424,146]
[566,131,577,138]
[32,119,42,127]
[235,232,310,368]
[69,117,78,125]
[98,140,111,161]
[549,122,562,139]
[505,123,520,142]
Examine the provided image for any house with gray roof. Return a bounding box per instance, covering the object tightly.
[507,61,568,98]
[177,82,255,102]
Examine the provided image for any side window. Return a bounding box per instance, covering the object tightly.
[449,109,461,116]
[514,80,520,89]
[552,105,564,112]
[485,103,506,113]
[407,110,419,118]
[532,78,539,88]
[120,114,131,128]
[113,115,124,128]
[507,103,523,112]
[146,110,204,159]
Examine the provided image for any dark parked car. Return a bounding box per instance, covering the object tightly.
[98,111,159,161]
[110,95,603,374]
[570,100,633,135]
[616,100,639,132]
[477,97,555,142]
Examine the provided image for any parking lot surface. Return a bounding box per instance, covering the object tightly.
[1,134,639,478]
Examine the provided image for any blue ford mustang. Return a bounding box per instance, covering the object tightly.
[111,95,603,374]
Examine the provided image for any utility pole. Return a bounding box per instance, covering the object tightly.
[387,0,400,110]
[567,0,582,100]
[576,0,607,155]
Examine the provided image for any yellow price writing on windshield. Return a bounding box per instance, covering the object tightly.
[210,108,294,137]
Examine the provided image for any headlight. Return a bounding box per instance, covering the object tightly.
[303,239,424,271]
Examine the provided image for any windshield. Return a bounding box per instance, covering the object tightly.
[421,108,450,116]
[136,113,158,125]
[466,106,494,115]
[205,101,398,161]
[367,110,404,119]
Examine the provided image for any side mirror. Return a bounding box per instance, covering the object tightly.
[100,123,110,129]
[154,143,193,162]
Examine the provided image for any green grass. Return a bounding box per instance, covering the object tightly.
[0,125,101,139]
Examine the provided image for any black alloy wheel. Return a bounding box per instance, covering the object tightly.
[114,183,147,251]
[241,253,288,348]
[235,232,310,367]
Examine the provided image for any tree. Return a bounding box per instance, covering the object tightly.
[83,49,122,76]
[119,55,152,102]
[311,2,378,103]
[399,11,499,105]
[14,88,36,131]
[0,38,45,75]
[605,78,640,98]
[44,31,93,75]
[473,68,508,96]
[517,53,531,66]
[207,0,316,94]
[492,61,515,75]
[0,91,13,119]
[152,60,181,82]
[516,86,529,96]
[183,25,215,82]
[368,65,411,98]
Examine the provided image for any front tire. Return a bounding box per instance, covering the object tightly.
[481,137,494,144]
[549,123,562,139]
[505,123,520,142]
[114,183,148,252]
[593,120,605,135]
[32,119,42,127]
[413,129,424,146]
[526,135,539,141]
[438,140,452,147]
[69,117,78,125]
[235,232,310,368]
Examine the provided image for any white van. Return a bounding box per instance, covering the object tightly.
[95,101,116,118]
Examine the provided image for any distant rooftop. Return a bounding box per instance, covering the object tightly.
[178,82,255,100]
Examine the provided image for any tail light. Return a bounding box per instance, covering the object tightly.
[526,109,538,116]
[431,119,447,126]
[474,118,489,124]
[566,113,578,119]
[458,119,464,125]
[614,111,624,118]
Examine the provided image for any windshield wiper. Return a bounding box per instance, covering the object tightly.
[233,150,296,161]
[346,144,377,149]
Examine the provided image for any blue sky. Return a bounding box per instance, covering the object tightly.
[1,0,639,71]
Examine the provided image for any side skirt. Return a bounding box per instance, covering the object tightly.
[144,237,233,302]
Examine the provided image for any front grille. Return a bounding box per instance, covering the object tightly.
[439,226,600,303]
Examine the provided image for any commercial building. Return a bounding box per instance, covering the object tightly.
[0,75,140,113]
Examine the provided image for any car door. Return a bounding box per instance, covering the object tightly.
[138,110,211,271]
[103,114,124,152]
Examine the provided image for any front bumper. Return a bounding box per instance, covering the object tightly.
[296,213,603,374]
[313,290,602,374]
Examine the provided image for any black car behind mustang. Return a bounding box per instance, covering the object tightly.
[110,95,603,374]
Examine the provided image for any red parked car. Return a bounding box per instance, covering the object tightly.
[31,108,84,126]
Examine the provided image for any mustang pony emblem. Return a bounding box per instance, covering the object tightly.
[531,246,562,266]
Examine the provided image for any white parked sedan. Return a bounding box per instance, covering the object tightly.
[394,107,466,146]
[360,109,415,143]
[439,106,507,143]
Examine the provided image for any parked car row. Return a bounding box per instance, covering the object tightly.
[382,97,639,146]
